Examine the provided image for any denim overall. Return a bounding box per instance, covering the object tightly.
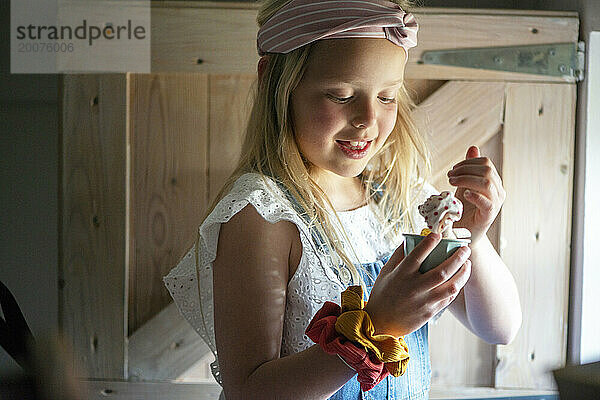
[329,253,432,400]
[274,179,432,399]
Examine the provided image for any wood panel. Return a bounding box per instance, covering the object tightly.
[405,13,579,82]
[496,84,575,389]
[412,81,505,186]
[60,74,128,378]
[128,302,212,381]
[479,133,504,255]
[129,73,209,334]
[151,4,578,82]
[208,74,256,206]
[404,79,446,105]
[426,85,504,387]
[79,379,558,400]
[429,133,504,387]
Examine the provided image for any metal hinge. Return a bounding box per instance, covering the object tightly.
[421,42,585,82]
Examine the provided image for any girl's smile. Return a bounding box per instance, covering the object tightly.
[290,38,408,189]
[335,139,373,159]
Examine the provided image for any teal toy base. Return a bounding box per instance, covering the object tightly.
[403,233,470,273]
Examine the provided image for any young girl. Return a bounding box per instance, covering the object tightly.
[164,0,522,398]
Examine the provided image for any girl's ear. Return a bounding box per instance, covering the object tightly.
[258,55,269,81]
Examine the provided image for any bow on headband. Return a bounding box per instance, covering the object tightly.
[256,0,419,56]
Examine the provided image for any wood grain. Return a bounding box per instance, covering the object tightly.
[151,7,578,82]
[129,73,209,334]
[60,74,128,378]
[79,379,558,400]
[429,133,503,387]
[412,81,505,187]
[404,79,447,105]
[496,83,575,389]
[128,302,212,381]
[429,83,504,386]
[207,74,256,206]
[479,132,504,255]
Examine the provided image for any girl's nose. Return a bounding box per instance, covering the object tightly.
[351,98,377,129]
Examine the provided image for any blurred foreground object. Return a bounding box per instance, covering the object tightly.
[0,280,85,400]
[553,361,600,399]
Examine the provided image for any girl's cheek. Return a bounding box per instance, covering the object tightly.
[381,110,397,136]
[310,105,342,129]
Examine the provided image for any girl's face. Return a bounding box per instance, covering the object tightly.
[290,38,407,188]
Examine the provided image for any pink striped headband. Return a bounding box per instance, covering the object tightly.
[256,0,418,57]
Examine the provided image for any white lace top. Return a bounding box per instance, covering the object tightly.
[163,172,437,385]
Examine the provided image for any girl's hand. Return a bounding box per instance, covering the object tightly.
[364,233,472,338]
[447,146,506,244]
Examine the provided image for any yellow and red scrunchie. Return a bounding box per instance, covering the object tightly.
[305,286,410,391]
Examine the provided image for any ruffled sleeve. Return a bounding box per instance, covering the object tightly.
[162,172,330,384]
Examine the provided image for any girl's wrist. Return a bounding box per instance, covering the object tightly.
[468,233,492,253]
[305,286,410,391]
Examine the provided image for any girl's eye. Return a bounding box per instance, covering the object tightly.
[329,95,396,104]
[379,96,397,104]
[327,94,353,103]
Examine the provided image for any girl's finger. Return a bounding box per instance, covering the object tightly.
[451,156,489,169]
[428,259,472,302]
[448,174,498,200]
[447,164,502,184]
[463,189,494,214]
[420,245,471,288]
[449,164,503,195]
[402,233,442,273]
[380,242,406,275]
[452,154,492,167]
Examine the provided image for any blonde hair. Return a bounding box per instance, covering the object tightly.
[206,0,431,287]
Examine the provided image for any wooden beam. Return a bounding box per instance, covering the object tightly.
[430,386,558,399]
[128,302,212,381]
[496,83,576,389]
[411,81,505,186]
[150,5,578,82]
[208,74,256,206]
[60,74,128,379]
[79,379,558,400]
[404,79,447,105]
[128,73,209,334]
[153,1,577,16]
[425,84,504,387]
[82,380,222,400]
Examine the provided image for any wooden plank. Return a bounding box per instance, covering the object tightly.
[60,74,128,378]
[82,380,222,400]
[479,133,504,255]
[153,2,577,16]
[406,14,579,82]
[430,386,558,399]
[496,84,576,389]
[404,79,446,105]
[430,311,495,386]
[128,302,212,381]
[151,7,578,82]
[176,352,217,383]
[208,74,255,206]
[129,73,209,334]
[151,7,258,74]
[430,133,503,387]
[78,379,558,400]
[412,81,505,186]
[399,8,578,17]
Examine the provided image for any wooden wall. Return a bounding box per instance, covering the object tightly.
[59,3,578,390]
